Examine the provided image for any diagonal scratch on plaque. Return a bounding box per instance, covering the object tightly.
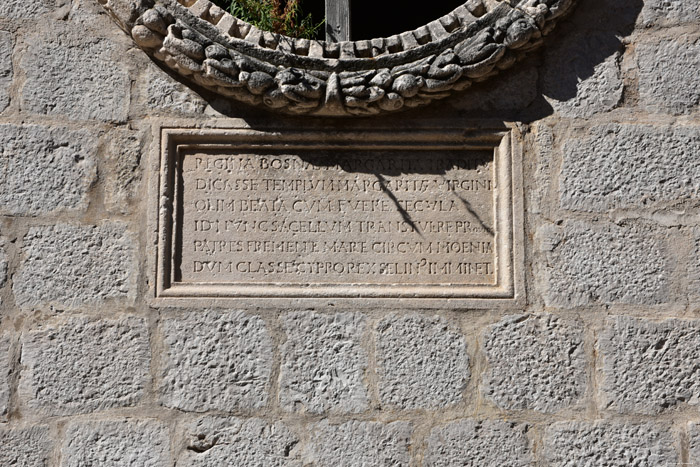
[375,173,423,237]
[442,175,495,237]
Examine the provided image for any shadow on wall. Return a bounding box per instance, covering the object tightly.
[151,0,644,125]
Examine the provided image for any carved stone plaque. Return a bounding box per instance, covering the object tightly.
[155,128,521,301]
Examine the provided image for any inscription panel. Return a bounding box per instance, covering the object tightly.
[156,129,519,300]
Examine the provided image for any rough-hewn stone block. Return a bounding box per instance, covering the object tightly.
[0,0,54,19]
[305,420,411,466]
[279,311,369,414]
[451,67,537,112]
[638,39,700,115]
[601,316,700,414]
[62,419,170,467]
[424,419,532,466]
[641,0,700,26]
[180,417,300,466]
[103,129,143,214]
[0,336,10,420]
[543,32,623,118]
[689,422,700,460]
[20,316,149,415]
[160,310,273,411]
[560,124,700,212]
[13,223,136,310]
[0,31,11,113]
[0,426,52,466]
[0,235,6,290]
[482,314,586,412]
[146,68,207,114]
[537,222,669,307]
[0,124,97,216]
[376,314,469,410]
[544,421,678,466]
[21,29,129,122]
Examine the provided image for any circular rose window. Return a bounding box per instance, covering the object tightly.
[99,0,577,116]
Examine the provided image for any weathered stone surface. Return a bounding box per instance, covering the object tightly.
[63,419,170,467]
[21,29,129,122]
[689,422,700,460]
[20,316,149,415]
[543,32,623,118]
[146,68,207,114]
[0,235,6,290]
[537,222,668,307]
[638,39,700,115]
[279,311,369,414]
[560,124,700,212]
[0,31,11,113]
[0,124,97,216]
[640,0,700,26]
[160,310,273,411]
[0,426,52,466]
[424,419,532,466]
[180,417,300,466]
[482,314,586,412]
[171,140,498,293]
[305,420,411,466]
[104,129,143,214]
[376,314,469,410]
[13,223,136,310]
[0,336,10,420]
[600,316,700,414]
[544,421,678,466]
[0,0,53,19]
[451,67,538,112]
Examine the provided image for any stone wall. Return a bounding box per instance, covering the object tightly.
[0,0,699,465]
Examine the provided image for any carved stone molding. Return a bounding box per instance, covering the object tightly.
[99,0,577,116]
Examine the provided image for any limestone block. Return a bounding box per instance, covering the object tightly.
[451,67,538,112]
[482,314,586,412]
[537,222,668,307]
[376,314,469,410]
[0,235,6,289]
[544,421,678,466]
[424,419,532,466]
[279,311,369,414]
[20,316,149,415]
[638,38,700,115]
[160,310,273,411]
[600,316,700,414]
[146,68,207,114]
[305,420,412,466]
[62,419,170,467]
[0,124,97,216]
[0,31,11,113]
[21,28,129,122]
[689,422,700,461]
[179,417,300,466]
[0,426,52,466]
[0,0,53,19]
[560,124,700,212]
[0,336,10,420]
[103,129,143,214]
[543,31,623,118]
[641,0,700,26]
[13,223,137,310]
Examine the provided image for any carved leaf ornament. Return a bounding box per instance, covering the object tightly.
[99,0,577,116]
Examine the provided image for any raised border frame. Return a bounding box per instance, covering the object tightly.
[153,125,524,308]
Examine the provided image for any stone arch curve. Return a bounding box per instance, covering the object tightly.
[99,0,577,116]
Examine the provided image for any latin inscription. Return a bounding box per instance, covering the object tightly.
[178,149,496,285]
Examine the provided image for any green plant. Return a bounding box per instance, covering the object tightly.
[213,0,324,39]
